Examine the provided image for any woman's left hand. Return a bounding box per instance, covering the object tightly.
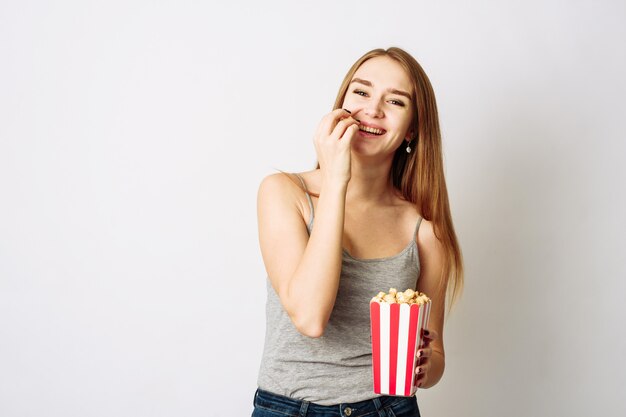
[415,328,438,388]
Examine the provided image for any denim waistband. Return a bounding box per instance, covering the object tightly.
[253,388,415,417]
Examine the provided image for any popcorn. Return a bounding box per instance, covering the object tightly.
[369,288,431,397]
[396,293,409,304]
[370,287,430,306]
[382,294,396,303]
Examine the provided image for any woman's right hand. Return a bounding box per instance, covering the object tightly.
[313,108,360,186]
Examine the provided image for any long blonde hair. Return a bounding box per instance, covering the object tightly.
[316,47,464,312]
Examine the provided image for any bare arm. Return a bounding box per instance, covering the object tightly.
[415,219,447,388]
[257,109,359,338]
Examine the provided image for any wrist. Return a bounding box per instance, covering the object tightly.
[422,350,445,389]
[321,178,348,194]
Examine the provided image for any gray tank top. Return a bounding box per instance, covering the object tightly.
[257,174,423,405]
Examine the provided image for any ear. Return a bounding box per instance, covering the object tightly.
[405,130,414,141]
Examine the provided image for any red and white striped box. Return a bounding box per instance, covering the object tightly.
[370,299,431,396]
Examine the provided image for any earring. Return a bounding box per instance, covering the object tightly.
[405,139,413,154]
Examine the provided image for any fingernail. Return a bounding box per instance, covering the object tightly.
[415,367,421,374]
[417,350,422,358]
[342,108,351,114]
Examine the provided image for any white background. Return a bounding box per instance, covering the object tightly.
[1,1,625,416]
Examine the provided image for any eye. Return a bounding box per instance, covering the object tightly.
[389,99,405,107]
[353,89,368,97]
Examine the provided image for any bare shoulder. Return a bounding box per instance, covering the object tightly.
[258,171,293,188]
[260,169,320,188]
[258,172,303,200]
[416,218,446,289]
[257,171,311,226]
[416,218,437,245]
[294,169,321,196]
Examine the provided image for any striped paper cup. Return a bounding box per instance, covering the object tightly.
[370,299,431,396]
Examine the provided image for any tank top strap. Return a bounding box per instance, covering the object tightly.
[413,216,423,241]
[294,173,314,228]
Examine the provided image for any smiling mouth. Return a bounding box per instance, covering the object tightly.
[358,125,386,135]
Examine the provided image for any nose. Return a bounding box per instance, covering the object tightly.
[362,99,384,118]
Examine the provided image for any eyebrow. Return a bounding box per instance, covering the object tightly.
[350,78,413,100]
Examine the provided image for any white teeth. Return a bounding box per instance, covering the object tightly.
[359,125,384,135]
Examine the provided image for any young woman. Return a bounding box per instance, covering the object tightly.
[252,47,464,417]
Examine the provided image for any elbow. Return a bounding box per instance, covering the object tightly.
[280,291,329,338]
[299,325,325,338]
[292,315,327,338]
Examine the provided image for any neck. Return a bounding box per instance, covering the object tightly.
[345,154,398,206]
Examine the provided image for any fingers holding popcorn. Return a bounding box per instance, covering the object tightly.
[414,361,431,387]
[414,329,440,388]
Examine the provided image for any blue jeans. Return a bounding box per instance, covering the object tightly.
[252,388,421,417]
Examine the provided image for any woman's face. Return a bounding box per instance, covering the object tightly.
[341,56,415,157]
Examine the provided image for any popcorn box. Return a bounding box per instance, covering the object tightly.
[370,297,431,396]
